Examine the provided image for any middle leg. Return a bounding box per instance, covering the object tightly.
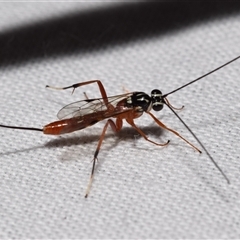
[85,118,122,198]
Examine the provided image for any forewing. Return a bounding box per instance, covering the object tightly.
[57,93,133,120]
[57,99,104,120]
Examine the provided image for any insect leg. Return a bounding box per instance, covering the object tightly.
[46,80,109,106]
[85,118,122,198]
[122,85,130,93]
[164,97,184,110]
[83,92,89,99]
[126,119,170,146]
[147,111,201,153]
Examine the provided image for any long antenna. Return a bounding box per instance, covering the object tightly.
[160,55,240,182]
[164,102,230,184]
[162,55,240,98]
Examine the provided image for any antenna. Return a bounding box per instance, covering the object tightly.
[163,101,230,184]
[163,55,240,98]
[160,55,240,184]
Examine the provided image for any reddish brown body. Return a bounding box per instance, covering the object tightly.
[43,99,143,135]
[43,118,80,135]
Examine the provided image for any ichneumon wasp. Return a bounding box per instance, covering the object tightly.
[1,55,239,197]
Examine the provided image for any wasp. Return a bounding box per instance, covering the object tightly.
[1,55,239,197]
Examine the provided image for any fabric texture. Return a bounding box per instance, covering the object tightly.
[0,2,240,239]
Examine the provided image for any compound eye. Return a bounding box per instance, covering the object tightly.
[151,89,162,97]
[152,103,163,111]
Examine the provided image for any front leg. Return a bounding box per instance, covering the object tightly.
[126,118,170,146]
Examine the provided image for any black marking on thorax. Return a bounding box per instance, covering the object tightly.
[126,92,152,112]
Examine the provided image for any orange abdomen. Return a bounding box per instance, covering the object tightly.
[43,119,71,135]
[43,118,84,135]
[43,117,98,135]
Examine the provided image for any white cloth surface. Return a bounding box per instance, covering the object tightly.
[0,2,240,239]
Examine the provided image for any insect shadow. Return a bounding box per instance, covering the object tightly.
[0,125,166,158]
[44,124,166,151]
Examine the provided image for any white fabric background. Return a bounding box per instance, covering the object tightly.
[0,2,240,239]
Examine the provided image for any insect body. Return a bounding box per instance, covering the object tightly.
[1,55,240,197]
[43,88,195,150]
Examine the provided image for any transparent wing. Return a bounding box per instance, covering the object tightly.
[57,93,133,120]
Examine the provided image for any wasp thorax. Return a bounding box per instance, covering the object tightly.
[130,92,152,112]
[151,89,163,111]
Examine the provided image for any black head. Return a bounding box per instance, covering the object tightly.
[151,89,163,111]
